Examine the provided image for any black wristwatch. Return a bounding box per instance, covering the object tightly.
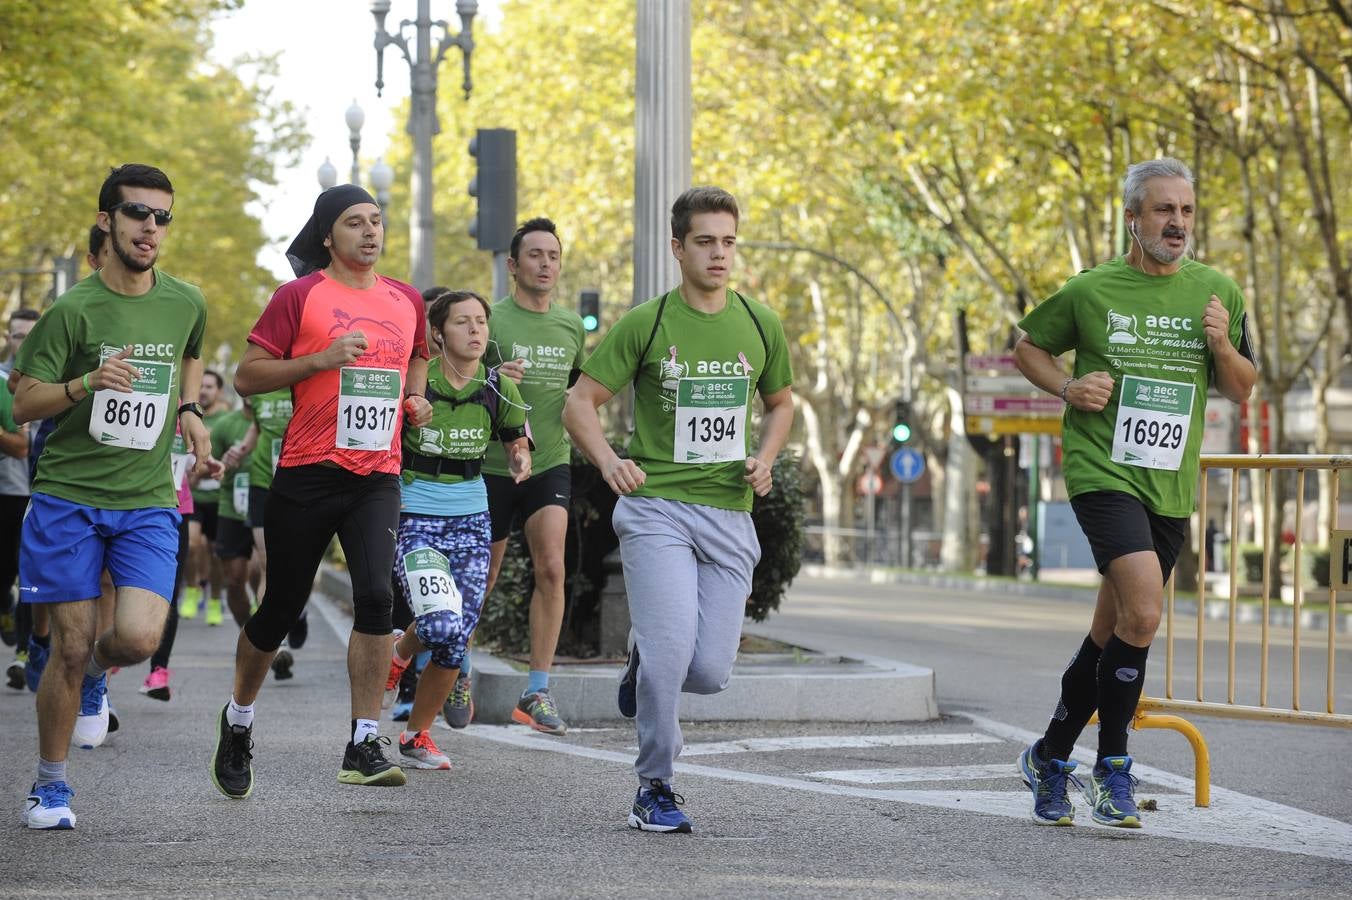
[177,401,204,419]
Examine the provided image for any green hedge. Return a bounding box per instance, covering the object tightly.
[476,449,805,654]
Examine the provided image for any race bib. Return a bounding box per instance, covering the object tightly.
[170,434,192,490]
[402,548,462,618]
[336,367,400,451]
[673,376,748,464]
[271,438,283,473]
[1110,374,1195,471]
[88,359,173,451]
[232,471,250,516]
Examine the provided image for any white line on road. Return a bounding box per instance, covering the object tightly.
[806,764,1026,784]
[459,721,1352,864]
[672,733,1002,757]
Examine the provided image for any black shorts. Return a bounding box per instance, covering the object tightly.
[1070,490,1187,584]
[248,486,269,530]
[485,464,571,543]
[214,516,254,561]
[188,501,219,540]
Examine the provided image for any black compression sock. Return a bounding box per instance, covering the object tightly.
[1096,634,1149,761]
[1040,634,1103,762]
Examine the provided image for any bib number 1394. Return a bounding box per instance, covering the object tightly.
[337,366,400,451]
[672,376,749,464]
[88,359,173,451]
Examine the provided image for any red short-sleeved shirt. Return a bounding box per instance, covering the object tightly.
[247,270,428,476]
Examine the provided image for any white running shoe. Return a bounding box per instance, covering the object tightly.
[73,674,109,749]
[24,781,76,830]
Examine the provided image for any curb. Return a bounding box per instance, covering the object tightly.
[316,563,939,723]
[801,564,1352,634]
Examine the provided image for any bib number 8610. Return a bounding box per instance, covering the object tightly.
[1119,416,1184,450]
[104,398,157,430]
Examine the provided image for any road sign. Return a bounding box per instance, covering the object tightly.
[857,471,884,496]
[964,353,1019,373]
[862,446,886,469]
[965,395,1064,416]
[965,374,1038,393]
[966,415,1063,437]
[889,447,925,483]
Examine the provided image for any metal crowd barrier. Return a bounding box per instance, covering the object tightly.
[1136,454,1352,806]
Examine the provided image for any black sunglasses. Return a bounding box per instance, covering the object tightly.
[108,201,173,227]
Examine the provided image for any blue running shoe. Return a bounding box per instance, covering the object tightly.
[1018,743,1080,826]
[73,674,109,749]
[24,781,76,830]
[617,642,639,719]
[25,636,49,693]
[628,779,692,833]
[1087,755,1142,828]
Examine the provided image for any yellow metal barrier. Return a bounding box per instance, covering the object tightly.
[1138,454,1352,807]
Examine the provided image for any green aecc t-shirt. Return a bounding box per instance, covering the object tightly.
[581,289,793,513]
[1018,256,1250,518]
[482,297,586,476]
[212,410,253,521]
[247,387,293,491]
[402,358,527,485]
[15,270,207,509]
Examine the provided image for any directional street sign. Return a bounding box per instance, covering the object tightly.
[966,415,1063,437]
[889,447,925,484]
[965,395,1064,416]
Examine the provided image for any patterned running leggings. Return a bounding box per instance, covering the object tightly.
[393,511,491,670]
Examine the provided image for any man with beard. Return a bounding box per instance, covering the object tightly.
[1013,158,1256,828]
[209,185,432,799]
[11,163,210,829]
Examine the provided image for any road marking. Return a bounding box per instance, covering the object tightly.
[807,764,1027,785]
[459,720,1352,863]
[673,733,1001,757]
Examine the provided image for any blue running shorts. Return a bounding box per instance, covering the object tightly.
[18,493,181,603]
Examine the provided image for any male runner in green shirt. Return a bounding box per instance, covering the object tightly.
[565,187,795,833]
[1014,157,1256,829]
[480,218,587,735]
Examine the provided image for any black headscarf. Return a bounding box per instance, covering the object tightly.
[285,184,378,277]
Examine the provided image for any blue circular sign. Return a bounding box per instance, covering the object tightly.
[889,448,925,484]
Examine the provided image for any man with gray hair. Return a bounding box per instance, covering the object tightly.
[1012,158,1256,828]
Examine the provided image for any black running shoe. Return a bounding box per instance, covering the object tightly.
[287,614,308,650]
[271,649,294,681]
[338,736,406,787]
[210,705,254,799]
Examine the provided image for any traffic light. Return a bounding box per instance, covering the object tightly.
[579,289,600,333]
[467,128,516,253]
[891,399,913,443]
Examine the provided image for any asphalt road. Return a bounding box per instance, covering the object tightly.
[0,574,1348,898]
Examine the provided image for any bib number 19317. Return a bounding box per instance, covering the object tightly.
[337,367,400,451]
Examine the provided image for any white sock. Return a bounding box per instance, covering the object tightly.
[84,650,107,680]
[226,697,254,728]
[353,718,378,744]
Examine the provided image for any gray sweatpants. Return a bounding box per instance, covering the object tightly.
[613,495,761,784]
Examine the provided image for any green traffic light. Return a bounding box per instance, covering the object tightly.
[582,314,599,332]
[892,423,912,442]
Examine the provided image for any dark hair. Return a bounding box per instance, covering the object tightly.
[427,290,491,344]
[202,369,224,390]
[670,186,739,243]
[8,308,40,329]
[98,163,174,213]
[508,217,561,262]
[88,224,107,259]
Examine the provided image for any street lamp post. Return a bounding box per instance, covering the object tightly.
[317,156,339,190]
[345,100,366,185]
[370,157,395,208]
[371,0,477,291]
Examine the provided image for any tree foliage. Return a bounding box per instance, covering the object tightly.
[0,0,305,358]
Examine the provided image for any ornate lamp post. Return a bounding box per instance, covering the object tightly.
[316,157,339,190]
[370,157,395,208]
[370,0,477,290]
[345,100,367,185]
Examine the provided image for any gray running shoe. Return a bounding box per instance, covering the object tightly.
[442,672,474,729]
[512,688,567,736]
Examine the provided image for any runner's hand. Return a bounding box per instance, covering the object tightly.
[321,330,368,370]
[498,359,526,384]
[180,412,213,472]
[1203,295,1231,354]
[199,456,226,480]
[1066,371,1114,412]
[89,346,136,394]
[743,456,773,496]
[222,441,248,469]
[603,458,646,496]
[509,444,532,483]
[403,396,433,427]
